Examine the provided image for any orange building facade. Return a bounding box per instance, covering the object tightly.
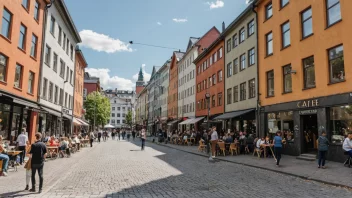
[257,0,352,161]
[194,37,224,127]
[0,0,49,143]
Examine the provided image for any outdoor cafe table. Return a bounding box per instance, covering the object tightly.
[47,146,59,159]
[81,139,89,147]
[261,144,275,158]
[7,151,22,171]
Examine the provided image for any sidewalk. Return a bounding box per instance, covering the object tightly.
[146,137,352,189]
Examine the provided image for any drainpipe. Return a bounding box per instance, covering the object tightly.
[37,0,54,133]
[252,2,260,137]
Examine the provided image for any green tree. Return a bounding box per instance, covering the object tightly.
[84,91,111,129]
[125,110,133,129]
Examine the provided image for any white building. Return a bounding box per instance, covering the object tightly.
[106,90,134,128]
[38,0,81,136]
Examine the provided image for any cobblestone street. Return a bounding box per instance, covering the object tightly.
[1,140,352,198]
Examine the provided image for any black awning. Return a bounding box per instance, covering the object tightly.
[214,109,255,120]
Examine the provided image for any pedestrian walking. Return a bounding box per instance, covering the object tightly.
[112,130,116,140]
[132,130,136,141]
[89,131,95,147]
[117,130,120,141]
[17,128,29,165]
[141,128,146,150]
[97,131,102,143]
[273,131,283,167]
[29,133,47,193]
[24,149,32,190]
[122,130,126,140]
[127,130,131,141]
[317,130,330,169]
[210,126,218,158]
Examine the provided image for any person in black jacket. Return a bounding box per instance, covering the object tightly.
[29,133,47,193]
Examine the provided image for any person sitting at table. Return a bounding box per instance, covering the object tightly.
[49,136,58,146]
[0,135,9,176]
[225,133,233,144]
[256,137,265,149]
[59,137,68,157]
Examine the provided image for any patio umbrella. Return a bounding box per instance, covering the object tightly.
[104,124,115,129]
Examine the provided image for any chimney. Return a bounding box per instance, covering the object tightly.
[222,21,225,32]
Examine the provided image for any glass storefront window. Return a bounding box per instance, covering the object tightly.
[0,104,11,140]
[11,106,22,141]
[330,105,352,144]
[267,111,294,142]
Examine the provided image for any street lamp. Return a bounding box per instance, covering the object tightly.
[61,80,69,136]
[205,92,210,129]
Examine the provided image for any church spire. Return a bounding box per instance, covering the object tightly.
[137,67,144,82]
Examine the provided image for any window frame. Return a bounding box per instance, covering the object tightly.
[265,2,273,20]
[328,45,344,84]
[232,34,238,48]
[326,0,342,27]
[22,0,30,10]
[267,70,274,97]
[227,62,232,78]
[266,31,273,56]
[227,39,231,53]
[30,34,38,58]
[48,82,53,101]
[302,55,316,89]
[34,1,40,21]
[233,86,238,103]
[43,78,48,100]
[248,19,255,37]
[248,79,256,99]
[280,0,289,9]
[248,48,255,66]
[227,88,232,105]
[44,44,51,66]
[240,53,246,71]
[281,21,290,49]
[53,53,58,72]
[1,8,13,39]
[233,58,238,75]
[301,7,313,39]
[217,92,222,106]
[14,64,23,89]
[50,15,55,35]
[28,71,35,94]
[240,82,246,101]
[18,23,27,50]
[282,64,292,93]
[239,27,245,43]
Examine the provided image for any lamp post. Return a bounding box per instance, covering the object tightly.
[61,80,69,136]
[205,92,211,157]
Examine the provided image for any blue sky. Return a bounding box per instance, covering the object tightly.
[65,0,249,90]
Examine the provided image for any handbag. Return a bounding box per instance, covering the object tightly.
[24,158,32,170]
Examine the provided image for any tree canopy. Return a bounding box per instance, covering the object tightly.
[125,110,133,128]
[84,91,111,128]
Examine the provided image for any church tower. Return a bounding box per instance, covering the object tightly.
[136,67,145,95]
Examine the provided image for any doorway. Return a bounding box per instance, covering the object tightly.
[301,114,318,154]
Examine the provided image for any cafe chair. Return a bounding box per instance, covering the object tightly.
[229,143,238,155]
[218,142,226,156]
[253,148,262,158]
[343,152,352,168]
[198,140,206,152]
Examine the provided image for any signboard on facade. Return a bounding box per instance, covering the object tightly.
[299,109,317,115]
[297,99,319,108]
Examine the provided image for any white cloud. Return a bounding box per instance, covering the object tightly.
[157,22,162,25]
[132,64,151,82]
[172,18,188,23]
[207,0,224,9]
[246,0,253,4]
[85,68,134,91]
[79,29,133,53]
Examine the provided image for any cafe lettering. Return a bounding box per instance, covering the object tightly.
[297,99,319,108]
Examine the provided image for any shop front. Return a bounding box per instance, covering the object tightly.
[179,117,205,132]
[259,93,352,162]
[38,106,61,137]
[214,109,256,135]
[0,93,39,143]
[62,108,73,136]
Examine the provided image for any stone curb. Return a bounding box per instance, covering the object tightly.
[146,139,352,190]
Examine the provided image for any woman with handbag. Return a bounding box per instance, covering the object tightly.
[24,151,32,190]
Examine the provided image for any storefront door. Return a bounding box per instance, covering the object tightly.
[301,114,318,154]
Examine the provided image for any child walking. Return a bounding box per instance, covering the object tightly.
[24,152,31,190]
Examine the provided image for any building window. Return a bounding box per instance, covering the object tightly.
[1,8,12,39]
[266,32,273,56]
[70,44,74,60]
[248,48,255,66]
[330,106,352,144]
[281,21,290,48]
[209,77,212,87]
[302,56,315,88]
[64,93,68,107]
[267,70,274,97]
[66,38,69,54]
[58,26,62,45]
[234,86,238,103]
[232,34,238,48]
[22,0,29,10]
[212,74,216,85]
[219,47,223,59]
[122,120,126,124]
[283,65,292,93]
[42,78,48,99]
[18,24,27,50]
[66,66,69,81]
[328,45,344,83]
[30,34,38,58]
[60,59,65,78]
[48,82,53,101]
[218,70,223,82]
[0,53,8,82]
[227,88,232,105]
[54,86,59,104]
[59,89,63,105]
[227,62,232,78]
[233,58,238,74]
[212,95,216,107]
[217,93,222,106]
[248,20,255,37]
[227,39,231,53]
[265,2,273,20]
[240,82,246,101]
[249,79,255,98]
[14,64,23,89]
[117,120,120,124]
[301,7,313,39]
[34,1,40,21]
[112,113,115,117]
[45,45,51,66]
[28,72,34,94]
[213,52,217,62]
[239,28,245,43]
[281,0,289,8]
[326,0,341,26]
[53,53,58,72]
[117,113,121,117]
[70,70,73,84]
[240,54,246,71]
[50,16,55,34]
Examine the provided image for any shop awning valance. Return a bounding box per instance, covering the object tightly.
[13,98,39,109]
[214,109,255,120]
[77,119,89,126]
[167,120,179,126]
[188,117,205,124]
[41,106,61,117]
[63,114,72,120]
[179,119,192,125]
[73,118,81,126]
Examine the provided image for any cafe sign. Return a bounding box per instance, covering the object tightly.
[299,109,317,115]
[62,108,70,115]
[297,99,319,108]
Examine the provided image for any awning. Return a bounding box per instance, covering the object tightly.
[167,120,179,126]
[73,118,81,126]
[41,106,61,117]
[188,117,205,124]
[214,109,255,120]
[13,98,39,109]
[179,119,191,125]
[63,114,72,120]
[77,118,89,126]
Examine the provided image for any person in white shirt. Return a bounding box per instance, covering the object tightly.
[256,137,265,149]
[342,132,352,157]
[17,128,29,165]
[210,126,218,158]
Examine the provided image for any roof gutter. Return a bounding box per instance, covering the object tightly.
[252,0,260,137]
